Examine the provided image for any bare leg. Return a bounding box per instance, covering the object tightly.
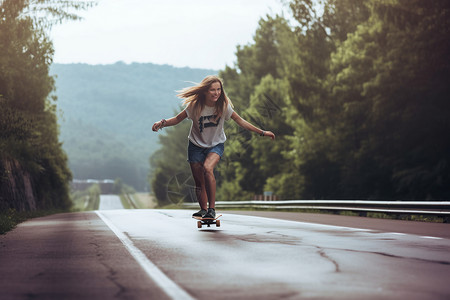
[190,163,207,210]
[203,153,221,209]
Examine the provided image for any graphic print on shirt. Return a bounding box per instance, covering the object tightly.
[198,115,221,133]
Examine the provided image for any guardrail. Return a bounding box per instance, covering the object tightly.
[182,200,450,216]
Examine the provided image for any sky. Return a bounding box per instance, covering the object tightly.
[50,0,291,70]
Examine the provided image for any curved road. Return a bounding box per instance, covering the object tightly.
[1,209,449,299]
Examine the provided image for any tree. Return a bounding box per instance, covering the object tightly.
[0,0,94,211]
[314,0,449,199]
[150,0,450,201]
[217,16,300,200]
[150,114,192,206]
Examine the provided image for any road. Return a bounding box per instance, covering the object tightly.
[1,209,449,299]
[98,195,124,210]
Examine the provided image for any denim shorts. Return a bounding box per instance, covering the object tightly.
[187,141,224,163]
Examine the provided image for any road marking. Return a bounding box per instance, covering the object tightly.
[95,211,195,300]
[420,236,443,240]
[388,232,443,240]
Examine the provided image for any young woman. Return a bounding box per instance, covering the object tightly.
[152,75,275,218]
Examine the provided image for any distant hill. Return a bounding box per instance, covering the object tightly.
[50,62,216,191]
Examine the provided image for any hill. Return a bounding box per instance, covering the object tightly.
[50,62,216,191]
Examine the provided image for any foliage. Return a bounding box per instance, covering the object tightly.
[150,117,192,206]
[19,0,96,29]
[112,178,136,195]
[70,183,100,211]
[0,0,92,212]
[324,0,450,199]
[0,208,65,234]
[149,0,450,202]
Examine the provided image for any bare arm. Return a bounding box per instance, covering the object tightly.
[231,111,275,140]
[152,110,188,132]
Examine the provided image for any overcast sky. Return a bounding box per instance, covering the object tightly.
[50,0,291,70]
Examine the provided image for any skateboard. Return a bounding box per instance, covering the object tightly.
[193,214,222,228]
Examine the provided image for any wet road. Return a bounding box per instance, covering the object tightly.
[98,195,124,210]
[99,209,450,299]
[1,209,449,299]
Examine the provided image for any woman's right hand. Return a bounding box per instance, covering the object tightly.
[152,121,162,132]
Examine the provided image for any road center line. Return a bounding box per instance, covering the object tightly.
[95,211,195,300]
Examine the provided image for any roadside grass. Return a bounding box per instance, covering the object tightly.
[132,193,158,209]
[70,184,101,211]
[120,194,133,209]
[0,209,65,235]
[121,193,158,209]
[1,184,103,235]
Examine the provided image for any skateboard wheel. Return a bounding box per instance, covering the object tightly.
[216,220,221,227]
[197,221,202,228]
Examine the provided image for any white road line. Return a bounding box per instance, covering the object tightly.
[95,211,195,300]
[388,232,442,240]
[420,236,443,240]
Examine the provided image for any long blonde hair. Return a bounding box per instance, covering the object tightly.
[177,75,233,120]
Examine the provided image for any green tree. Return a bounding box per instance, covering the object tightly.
[150,113,192,206]
[217,16,299,200]
[150,0,450,202]
[329,0,450,199]
[0,0,94,211]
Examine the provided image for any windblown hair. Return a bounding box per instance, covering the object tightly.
[177,75,233,120]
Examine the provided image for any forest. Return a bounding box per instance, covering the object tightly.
[150,0,450,205]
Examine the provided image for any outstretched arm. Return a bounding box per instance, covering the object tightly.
[231,112,275,140]
[152,110,188,132]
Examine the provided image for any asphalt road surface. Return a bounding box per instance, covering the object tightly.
[1,209,449,299]
[98,195,124,210]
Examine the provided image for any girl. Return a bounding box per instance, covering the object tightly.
[152,75,275,218]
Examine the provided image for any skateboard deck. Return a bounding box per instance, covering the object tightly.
[193,214,222,228]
